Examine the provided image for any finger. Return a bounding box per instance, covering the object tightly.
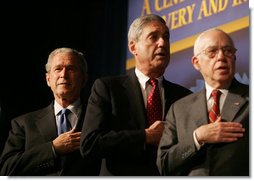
[67,128,76,133]
[222,126,245,133]
[70,137,81,143]
[72,132,81,136]
[69,134,81,140]
[149,121,159,128]
[63,132,81,140]
[215,116,222,122]
[219,121,242,127]
[220,137,238,142]
[222,132,244,138]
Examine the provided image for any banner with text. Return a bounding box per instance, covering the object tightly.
[126,0,249,91]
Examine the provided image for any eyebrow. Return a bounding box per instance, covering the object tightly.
[147,30,159,36]
[146,29,169,38]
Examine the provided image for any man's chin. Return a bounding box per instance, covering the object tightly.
[58,90,71,96]
[155,59,169,68]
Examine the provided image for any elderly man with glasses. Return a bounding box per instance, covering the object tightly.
[157,28,249,176]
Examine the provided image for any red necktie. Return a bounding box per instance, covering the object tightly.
[147,78,162,125]
[209,90,221,123]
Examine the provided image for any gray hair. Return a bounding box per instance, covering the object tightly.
[45,47,88,75]
[128,14,168,43]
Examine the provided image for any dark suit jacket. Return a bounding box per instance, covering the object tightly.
[80,70,192,176]
[0,102,101,176]
[157,79,249,176]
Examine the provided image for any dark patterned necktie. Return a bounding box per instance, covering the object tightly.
[58,108,71,135]
[209,90,221,123]
[147,78,162,125]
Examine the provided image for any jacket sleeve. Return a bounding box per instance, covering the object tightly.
[0,119,56,175]
[157,103,204,175]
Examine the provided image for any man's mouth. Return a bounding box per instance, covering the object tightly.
[58,82,71,86]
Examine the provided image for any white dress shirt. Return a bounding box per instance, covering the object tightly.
[54,99,82,130]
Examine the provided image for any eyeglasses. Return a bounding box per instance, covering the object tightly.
[196,46,237,58]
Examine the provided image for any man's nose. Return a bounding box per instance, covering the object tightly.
[216,48,226,60]
[157,37,167,47]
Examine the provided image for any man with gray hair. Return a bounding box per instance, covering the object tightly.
[80,14,191,176]
[0,47,101,175]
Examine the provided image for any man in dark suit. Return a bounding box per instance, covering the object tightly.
[157,28,249,176]
[80,14,192,176]
[0,47,100,175]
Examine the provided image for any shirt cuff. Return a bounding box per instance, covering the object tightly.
[51,142,57,158]
[193,131,204,150]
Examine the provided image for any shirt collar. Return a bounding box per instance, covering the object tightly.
[135,68,163,89]
[205,82,228,100]
[54,98,81,116]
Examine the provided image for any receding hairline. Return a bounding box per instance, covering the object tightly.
[128,14,168,43]
[45,47,88,74]
[193,28,235,55]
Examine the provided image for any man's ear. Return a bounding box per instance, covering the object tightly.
[128,40,137,56]
[46,73,51,87]
[192,56,200,71]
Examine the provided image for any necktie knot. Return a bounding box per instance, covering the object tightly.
[211,89,221,100]
[149,78,158,88]
[61,108,71,116]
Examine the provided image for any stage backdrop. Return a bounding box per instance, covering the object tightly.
[126,0,249,92]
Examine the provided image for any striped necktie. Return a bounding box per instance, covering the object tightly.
[209,90,221,123]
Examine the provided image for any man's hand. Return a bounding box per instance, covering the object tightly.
[195,117,245,144]
[145,120,165,146]
[52,128,81,155]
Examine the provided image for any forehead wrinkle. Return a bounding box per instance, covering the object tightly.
[194,29,234,55]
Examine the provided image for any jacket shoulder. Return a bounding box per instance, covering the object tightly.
[164,80,192,96]
[12,104,53,124]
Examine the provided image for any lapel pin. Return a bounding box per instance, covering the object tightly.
[234,102,240,106]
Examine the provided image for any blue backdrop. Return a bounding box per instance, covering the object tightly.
[126,0,249,92]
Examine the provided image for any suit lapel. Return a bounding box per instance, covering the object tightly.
[163,80,171,120]
[191,90,209,127]
[221,80,249,122]
[125,71,147,128]
[35,103,58,141]
[75,104,86,132]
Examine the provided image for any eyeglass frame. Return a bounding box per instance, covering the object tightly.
[195,46,237,58]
